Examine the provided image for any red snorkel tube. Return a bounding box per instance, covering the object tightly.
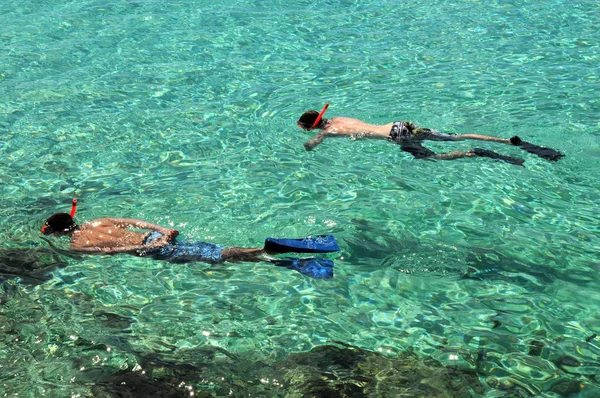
[310,103,329,129]
[69,198,78,217]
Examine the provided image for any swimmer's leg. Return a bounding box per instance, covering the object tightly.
[447,132,563,161]
[444,131,564,160]
[221,247,265,262]
[221,243,337,279]
[222,248,335,279]
[451,133,512,144]
[432,150,478,160]
[400,141,525,166]
[399,143,437,159]
[440,131,564,161]
[400,143,475,161]
[414,127,509,144]
[220,235,341,261]
[469,148,525,166]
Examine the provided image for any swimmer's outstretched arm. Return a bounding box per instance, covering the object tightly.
[303,132,328,151]
[103,218,177,236]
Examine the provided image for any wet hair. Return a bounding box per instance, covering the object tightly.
[42,213,76,235]
[297,110,328,130]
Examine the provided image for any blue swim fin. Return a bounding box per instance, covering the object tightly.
[271,257,334,279]
[264,235,340,254]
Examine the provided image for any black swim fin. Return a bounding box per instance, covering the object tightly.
[510,136,564,161]
[471,148,525,166]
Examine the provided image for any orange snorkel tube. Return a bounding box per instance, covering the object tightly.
[310,103,329,129]
[69,198,78,217]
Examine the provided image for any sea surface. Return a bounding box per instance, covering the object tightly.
[1,0,599,396]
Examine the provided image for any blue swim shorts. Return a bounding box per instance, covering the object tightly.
[138,231,224,264]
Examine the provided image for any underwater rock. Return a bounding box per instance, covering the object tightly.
[549,379,582,396]
[528,340,545,356]
[91,371,194,398]
[94,311,135,331]
[552,355,583,375]
[485,377,539,396]
[275,344,485,397]
[88,343,486,398]
[555,355,581,368]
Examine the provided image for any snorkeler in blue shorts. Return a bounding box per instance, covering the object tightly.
[40,200,340,279]
[297,104,564,164]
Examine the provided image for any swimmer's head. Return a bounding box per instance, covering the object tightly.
[297,104,329,130]
[298,111,324,130]
[41,213,77,236]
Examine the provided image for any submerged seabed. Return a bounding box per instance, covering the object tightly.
[1,0,600,396]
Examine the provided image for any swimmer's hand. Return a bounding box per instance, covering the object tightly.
[147,230,178,247]
[165,229,179,242]
[303,132,326,151]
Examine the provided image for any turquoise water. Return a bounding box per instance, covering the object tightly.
[1,0,600,396]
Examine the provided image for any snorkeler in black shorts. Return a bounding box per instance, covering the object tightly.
[297,104,564,165]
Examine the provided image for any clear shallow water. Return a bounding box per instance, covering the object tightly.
[1,0,599,396]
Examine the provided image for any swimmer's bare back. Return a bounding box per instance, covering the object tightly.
[304,117,392,150]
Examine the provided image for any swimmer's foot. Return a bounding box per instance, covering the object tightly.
[471,148,525,166]
[510,136,523,146]
[510,136,564,161]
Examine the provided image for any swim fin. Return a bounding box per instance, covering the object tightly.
[471,148,525,166]
[271,257,334,279]
[264,235,340,254]
[510,136,564,161]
